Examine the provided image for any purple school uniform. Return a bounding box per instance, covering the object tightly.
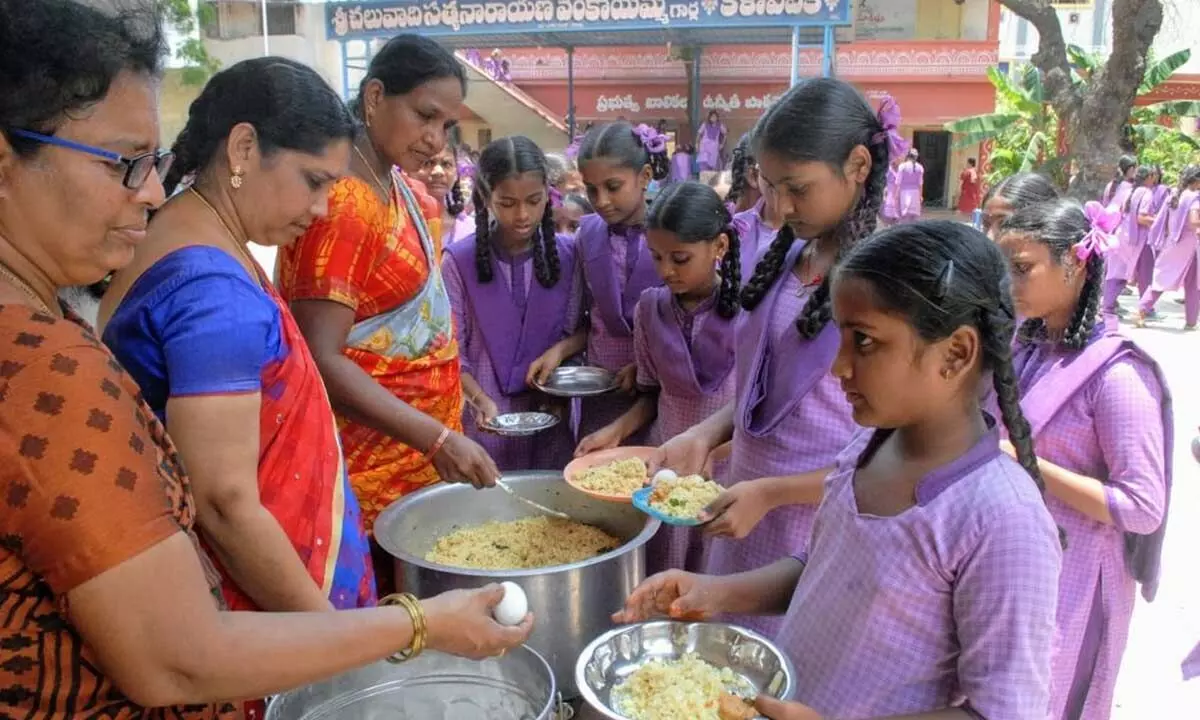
[697,122,725,172]
[634,286,737,574]
[443,233,582,471]
[1102,181,1138,313]
[732,199,779,282]
[1107,186,1151,283]
[443,213,476,249]
[881,166,900,222]
[1102,180,1132,209]
[1186,643,1200,681]
[1151,184,1171,214]
[576,213,664,439]
[776,424,1061,719]
[703,240,858,638]
[1140,190,1200,325]
[669,151,692,183]
[896,161,924,220]
[1012,330,1171,720]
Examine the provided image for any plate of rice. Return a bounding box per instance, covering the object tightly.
[563,447,657,502]
[576,621,795,720]
[632,474,723,526]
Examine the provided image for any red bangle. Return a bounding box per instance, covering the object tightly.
[425,428,451,461]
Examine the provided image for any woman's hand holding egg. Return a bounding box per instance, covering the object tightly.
[492,581,529,626]
[423,584,533,659]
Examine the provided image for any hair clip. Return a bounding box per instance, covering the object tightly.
[934,260,955,301]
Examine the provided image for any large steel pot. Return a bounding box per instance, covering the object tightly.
[265,645,558,720]
[374,471,660,699]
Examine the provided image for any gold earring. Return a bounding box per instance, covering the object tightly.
[230,166,244,190]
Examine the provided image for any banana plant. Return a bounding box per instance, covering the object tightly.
[945,64,1056,174]
[1068,46,1200,151]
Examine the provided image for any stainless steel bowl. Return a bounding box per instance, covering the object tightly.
[265,645,557,720]
[375,471,661,699]
[533,366,618,397]
[575,621,797,719]
[483,411,561,437]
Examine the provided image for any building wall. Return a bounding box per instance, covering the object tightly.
[168,0,1000,206]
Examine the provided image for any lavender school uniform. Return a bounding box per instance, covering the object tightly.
[1140,189,1200,325]
[576,213,663,439]
[1151,184,1171,214]
[1101,181,1137,314]
[1012,329,1171,720]
[1108,185,1151,284]
[704,240,858,638]
[732,199,779,282]
[443,233,581,471]
[634,286,737,574]
[776,424,1061,719]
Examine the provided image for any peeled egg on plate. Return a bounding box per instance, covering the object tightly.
[493,581,528,626]
[652,468,678,484]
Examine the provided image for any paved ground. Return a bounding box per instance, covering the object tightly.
[1109,292,1200,719]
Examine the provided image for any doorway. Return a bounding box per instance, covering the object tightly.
[912,130,951,208]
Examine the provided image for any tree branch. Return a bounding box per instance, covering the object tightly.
[1091,0,1163,111]
[998,0,1080,119]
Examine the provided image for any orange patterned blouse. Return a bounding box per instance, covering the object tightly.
[0,305,236,719]
[277,174,463,530]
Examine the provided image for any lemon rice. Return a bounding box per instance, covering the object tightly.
[612,654,753,720]
[648,474,722,519]
[426,516,620,570]
[575,457,647,496]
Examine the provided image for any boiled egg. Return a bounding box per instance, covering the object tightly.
[652,468,678,484]
[493,581,528,626]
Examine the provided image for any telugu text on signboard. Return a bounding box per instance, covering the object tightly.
[327,0,852,39]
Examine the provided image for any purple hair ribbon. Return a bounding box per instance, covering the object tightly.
[871,94,910,159]
[632,123,667,154]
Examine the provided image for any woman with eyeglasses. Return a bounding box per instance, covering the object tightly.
[277,36,501,592]
[0,2,531,717]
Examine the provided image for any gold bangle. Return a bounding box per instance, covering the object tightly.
[380,592,426,663]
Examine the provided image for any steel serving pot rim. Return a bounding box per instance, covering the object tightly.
[373,471,661,579]
[265,643,558,720]
[573,620,799,720]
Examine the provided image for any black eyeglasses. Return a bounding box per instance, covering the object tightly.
[7,128,174,191]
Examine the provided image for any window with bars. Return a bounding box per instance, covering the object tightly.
[201,2,298,40]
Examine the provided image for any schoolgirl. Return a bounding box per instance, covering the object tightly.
[652,80,901,636]
[415,144,475,248]
[442,136,580,470]
[980,171,1060,239]
[997,198,1171,720]
[1105,165,1155,313]
[726,133,761,216]
[576,182,742,573]
[529,122,670,440]
[728,135,783,276]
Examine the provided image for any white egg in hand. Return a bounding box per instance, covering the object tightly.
[493,581,528,626]
[652,468,678,484]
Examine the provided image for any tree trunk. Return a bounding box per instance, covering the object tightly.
[998,0,1163,199]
